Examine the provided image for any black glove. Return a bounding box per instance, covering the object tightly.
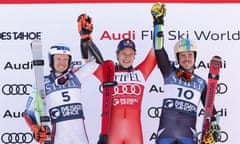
[77,13,93,40]
[97,134,108,144]
[151,2,166,25]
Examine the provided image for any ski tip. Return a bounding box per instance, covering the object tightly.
[31,39,42,48]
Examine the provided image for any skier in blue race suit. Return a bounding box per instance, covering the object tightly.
[151,3,220,144]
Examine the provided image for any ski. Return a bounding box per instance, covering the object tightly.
[200,55,222,144]
[98,60,116,143]
[31,39,52,144]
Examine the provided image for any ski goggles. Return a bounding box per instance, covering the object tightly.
[176,70,193,82]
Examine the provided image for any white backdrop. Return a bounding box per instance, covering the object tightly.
[0,3,237,144]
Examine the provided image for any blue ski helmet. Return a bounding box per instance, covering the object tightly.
[116,39,136,53]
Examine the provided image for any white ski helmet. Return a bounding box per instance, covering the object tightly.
[48,43,72,70]
[174,39,197,62]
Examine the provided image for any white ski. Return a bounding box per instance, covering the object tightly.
[31,39,51,144]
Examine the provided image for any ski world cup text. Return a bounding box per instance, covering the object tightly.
[141,30,240,41]
[0,32,42,40]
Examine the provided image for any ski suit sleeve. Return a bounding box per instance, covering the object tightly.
[78,13,104,64]
[93,64,104,82]
[81,39,104,64]
[75,59,100,82]
[153,22,173,78]
[135,48,157,80]
[154,48,173,78]
[152,3,172,78]
[23,89,50,143]
[23,90,41,129]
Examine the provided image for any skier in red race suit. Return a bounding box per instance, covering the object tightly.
[77,14,157,143]
[151,2,221,144]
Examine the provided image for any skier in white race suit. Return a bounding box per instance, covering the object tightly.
[23,14,104,144]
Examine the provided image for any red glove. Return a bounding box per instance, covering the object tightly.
[31,125,48,143]
[77,13,93,40]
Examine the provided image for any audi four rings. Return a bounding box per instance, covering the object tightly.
[99,83,143,95]
[147,107,162,118]
[1,84,32,95]
[1,132,33,143]
[113,84,142,95]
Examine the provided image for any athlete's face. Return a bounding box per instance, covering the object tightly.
[178,51,195,73]
[53,54,70,73]
[117,48,135,69]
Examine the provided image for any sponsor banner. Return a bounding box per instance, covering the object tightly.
[1,0,240,4]
[0,3,236,144]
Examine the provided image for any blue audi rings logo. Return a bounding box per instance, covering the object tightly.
[216,83,228,95]
[1,84,32,95]
[147,107,162,118]
[1,132,33,143]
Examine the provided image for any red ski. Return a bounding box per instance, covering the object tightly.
[201,56,222,144]
[98,60,116,144]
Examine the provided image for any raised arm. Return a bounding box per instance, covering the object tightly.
[151,3,172,78]
[77,13,104,64]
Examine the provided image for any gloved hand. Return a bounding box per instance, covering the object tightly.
[31,125,48,143]
[151,2,166,25]
[97,134,108,144]
[202,116,221,144]
[210,120,221,142]
[77,13,93,40]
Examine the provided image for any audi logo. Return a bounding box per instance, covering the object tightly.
[197,130,229,143]
[216,83,228,95]
[217,131,229,143]
[1,132,33,143]
[99,83,142,96]
[1,84,32,95]
[147,107,162,118]
[113,84,142,95]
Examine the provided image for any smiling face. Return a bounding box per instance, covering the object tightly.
[178,51,195,73]
[117,47,136,69]
[53,54,70,74]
